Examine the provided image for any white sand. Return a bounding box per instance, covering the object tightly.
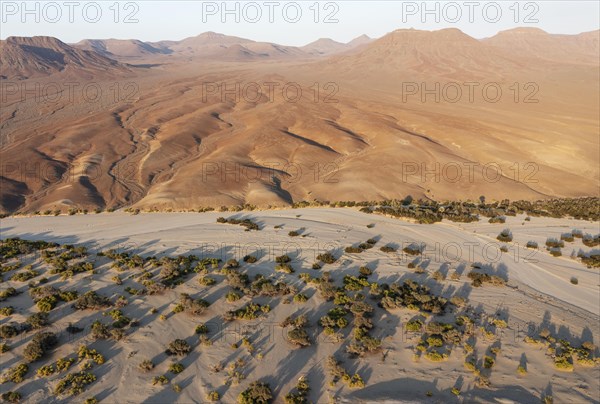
[1,208,598,403]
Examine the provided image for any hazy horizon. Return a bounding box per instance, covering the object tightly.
[1,0,599,45]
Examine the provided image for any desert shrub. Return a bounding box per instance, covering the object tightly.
[488,216,505,224]
[85,398,98,404]
[227,271,249,290]
[468,272,506,287]
[406,319,423,332]
[191,324,209,336]
[72,291,111,310]
[10,269,39,282]
[275,263,294,274]
[275,255,291,264]
[1,363,28,383]
[37,364,55,377]
[138,359,154,372]
[90,321,111,340]
[526,241,538,249]
[217,217,260,231]
[0,288,19,302]
[517,365,527,374]
[288,231,300,237]
[325,356,364,387]
[0,306,14,316]
[243,255,258,263]
[166,339,191,356]
[225,303,269,321]
[0,343,8,353]
[1,391,21,403]
[427,335,444,347]
[358,266,373,277]
[483,356,495,368]
[56,358,75,372]
[316,252,337,264]
[59,291,79,301]
[285,376,309,404]
[168,363,185,374]
[345,246,363,254]
[312,263,322,270]
[37,295,58,312]
[26,312,49,329]
[0,324,18,339]
[293,293,308,303]
[151,375,168,385]
[403,244,423,256]
[424,351,447,362]
[225,259,240,269]
[226,291,242,302]
[380,245,397,253]
[77,346,104,365]
[54,372,97,396]
[199,276,216,286]
[496,229,513,242]
[179,293,210,315]
[560,233,574,242]
[549,249,562,257]
[23,332,58,362]
[431,271,445,282]
[545,238,564,248]
[343,275,370,291]
[287,328,311,347]
[238,381,273,404]
[582,234,599,247]
[207,391,220,401]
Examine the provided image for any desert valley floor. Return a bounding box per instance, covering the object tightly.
[0,208,599,403]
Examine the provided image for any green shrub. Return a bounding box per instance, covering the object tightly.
[0,324,19,339]
[406,319,423,332]
[54,372,97,396]
[316,252,337,264]
[496,229,513,242]
[26,312,49,329]
[293,294,308,303]
[275,255,291,264]
[138,359,154,372]
[72,291,111,310]
[199,276,216,286]
[77,346,105,365]
[570,277,578,285]
[380,246,396,253]
[243,255,258,263]
[56,358,75,372]
[2,363,29,383]
[168,363,185,374]
[37,364,55,377]
[166,339,191,356]
[275,263,294,274]
[359,266,372,277]
[0,306,14,316]
[207,391,220,401]
[1,391,21,403]
[238,381,273,404]
[195,324,209,334]
[37,295,58,312]
[23,332,58,362]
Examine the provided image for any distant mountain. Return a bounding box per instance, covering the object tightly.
[0,36,129,80]
[300,35,373,56]
[347,34,373,47]
[321,28,531,80]
[301,38,348,56]
[75,38,171,59]
[164,31,306,60]
[484,28,599,65]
